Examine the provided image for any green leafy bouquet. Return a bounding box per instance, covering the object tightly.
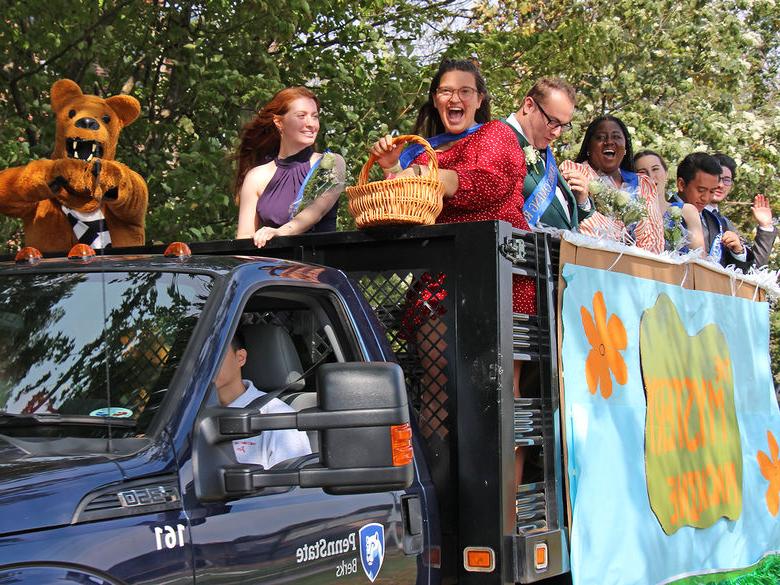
[290,152,343,217]
[664,205,686,251]
[588,179,647,243]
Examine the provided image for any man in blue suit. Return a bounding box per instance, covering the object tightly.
[504,78,593,230]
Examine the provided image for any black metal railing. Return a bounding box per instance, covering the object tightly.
[516,482,547,532]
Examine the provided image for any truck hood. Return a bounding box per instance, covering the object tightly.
[0,439,124,536]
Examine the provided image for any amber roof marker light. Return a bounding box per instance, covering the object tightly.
[67,244,97,261]
[14,247,43,265]
[164,242,192,260]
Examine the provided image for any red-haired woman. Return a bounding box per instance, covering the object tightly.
[235,87,345,248]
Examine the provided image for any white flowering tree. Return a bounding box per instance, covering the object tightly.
[448,0,780,221]
[445,0,780,381]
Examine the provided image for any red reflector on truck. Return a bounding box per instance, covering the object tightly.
[14,247,42,264]
[391,423,413,466]
[424,546,441,568]
[463,547,495,572]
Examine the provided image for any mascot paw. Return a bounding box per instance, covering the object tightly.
[50,158,97,198]
[93,159,131,202]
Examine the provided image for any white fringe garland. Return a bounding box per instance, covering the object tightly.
[559,231,780,302]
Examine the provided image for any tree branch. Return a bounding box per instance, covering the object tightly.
[7,0,137,84]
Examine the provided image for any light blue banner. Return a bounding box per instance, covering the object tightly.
[560,264,780,585]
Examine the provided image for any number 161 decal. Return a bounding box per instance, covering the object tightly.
[154,524,186,550]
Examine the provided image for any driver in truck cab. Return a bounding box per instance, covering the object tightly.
[214,328,312,468]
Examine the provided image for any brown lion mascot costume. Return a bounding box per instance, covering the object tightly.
[0,79,148,252]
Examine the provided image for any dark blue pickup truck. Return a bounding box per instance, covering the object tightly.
[0,222,567,585]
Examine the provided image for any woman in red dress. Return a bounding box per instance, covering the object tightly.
[370,59,533,485]
[370,59,536,315]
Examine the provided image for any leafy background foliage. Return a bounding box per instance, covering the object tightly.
[1,0,779,382]
[0,0,455,242]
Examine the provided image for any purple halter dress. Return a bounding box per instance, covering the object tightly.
[256,146,338,232]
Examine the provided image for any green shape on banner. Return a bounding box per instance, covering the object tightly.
[639,293,742,535]
[667,553,780,584]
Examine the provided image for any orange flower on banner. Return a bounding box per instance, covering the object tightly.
[580,291,628,399]
[757,430,780,516]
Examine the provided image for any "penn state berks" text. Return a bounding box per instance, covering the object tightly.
[295,533,356,563]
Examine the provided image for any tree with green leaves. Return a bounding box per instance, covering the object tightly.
[0,0,455,243]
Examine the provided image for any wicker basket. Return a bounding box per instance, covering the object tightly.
[346,134,445,228]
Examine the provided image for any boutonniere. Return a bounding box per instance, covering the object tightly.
[522,145,540,167]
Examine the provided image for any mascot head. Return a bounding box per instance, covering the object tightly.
[50,79,140,162]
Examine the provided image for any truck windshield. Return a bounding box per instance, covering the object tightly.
[0,271,212,438]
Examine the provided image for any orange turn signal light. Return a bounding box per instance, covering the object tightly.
[67,244,96,260]
[534,542,548,571]
[164,242,192,259]
[14,247,42,264]
[463,547,495,572]
[391,423,413,466]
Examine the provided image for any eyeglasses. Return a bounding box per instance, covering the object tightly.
[719,176,733,186]
[435,87,479,101]
[532,98,572,132]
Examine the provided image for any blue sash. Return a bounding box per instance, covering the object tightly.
[619,169,640,197]
[398,124,483,169]
[523,147,559,227]
[703,209,725,262]
[289,150,327,219]
[595,169,640,196]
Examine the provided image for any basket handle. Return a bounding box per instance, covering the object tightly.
[357,134,440,186]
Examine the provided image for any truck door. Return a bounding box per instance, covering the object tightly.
[183,285,421,584]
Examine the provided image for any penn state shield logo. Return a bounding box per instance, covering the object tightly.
[359,522,385,582]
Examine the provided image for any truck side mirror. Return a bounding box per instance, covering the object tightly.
[193,362,414,501]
